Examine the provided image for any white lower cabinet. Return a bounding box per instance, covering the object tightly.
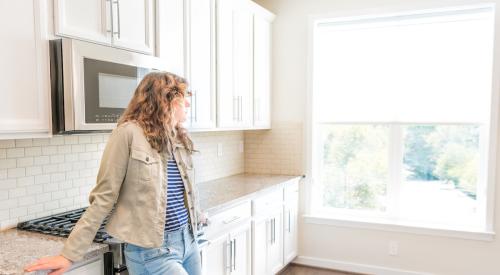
[201,178,301,275]
[201,233,228,275]
[201,221,252,275]
[252,205,283,275]
[283,202,298,264]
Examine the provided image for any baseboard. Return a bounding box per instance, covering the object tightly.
[292,255,433,275]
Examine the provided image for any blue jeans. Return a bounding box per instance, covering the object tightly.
[124,224,202,275]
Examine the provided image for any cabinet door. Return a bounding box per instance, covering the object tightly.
[187,0,216,129]
[229,222,252,275]
[232,0,253,128]
[253,14,271,128]
[203,233,229,275]
[0,0,51,139]
[268,211,284,274]
[111,0,155,54]
[283,203,298,264]
[54,0,112,45]
[216,0,253,128]
[157,0,185,77]
[251,216,268,275]
[216,0,235,128]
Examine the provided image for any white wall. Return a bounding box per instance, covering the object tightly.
[253,0,500,274]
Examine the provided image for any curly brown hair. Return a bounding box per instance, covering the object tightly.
[117,71,194,155]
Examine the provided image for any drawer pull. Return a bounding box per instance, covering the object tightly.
[223,215,240,224]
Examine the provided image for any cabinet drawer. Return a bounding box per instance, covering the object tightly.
[252,188,283,215]
[205,201,251,238]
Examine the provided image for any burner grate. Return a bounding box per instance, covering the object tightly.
[17,207,111,242]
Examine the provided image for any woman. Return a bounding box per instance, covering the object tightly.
[24,72,205,275]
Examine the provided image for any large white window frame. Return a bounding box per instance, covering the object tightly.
[304,4,499,241]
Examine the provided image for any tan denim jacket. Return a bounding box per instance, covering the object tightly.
[61,121,201,262]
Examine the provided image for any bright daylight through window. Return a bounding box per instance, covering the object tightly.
[311,6,495,232]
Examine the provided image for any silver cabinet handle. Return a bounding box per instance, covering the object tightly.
[106,0,112,33]
[232,238,236,271]
[239,95,243,121]
[233,96,238,121]
[222,215,240,224]
[270,217,275,244]
[226,240,232,271]
[193,90,197,122]
[112,0,121,38]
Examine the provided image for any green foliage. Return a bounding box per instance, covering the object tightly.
[321,124,480,210]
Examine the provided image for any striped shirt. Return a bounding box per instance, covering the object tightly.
[164,155,189,232]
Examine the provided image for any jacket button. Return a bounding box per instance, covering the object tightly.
[188,191,192,195]
[146,157,149,162]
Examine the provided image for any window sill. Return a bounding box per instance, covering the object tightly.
[303,214,495,241]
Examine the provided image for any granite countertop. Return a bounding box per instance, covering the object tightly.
[198,173,303,215]
[0,229,109,275]
[0,173,302,274]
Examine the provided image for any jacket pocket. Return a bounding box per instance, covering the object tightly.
[130,148,159,181]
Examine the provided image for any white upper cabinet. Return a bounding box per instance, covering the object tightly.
[0,0,51,139]
[186,0,216,130]
[252,6,274,129]
[111,0,155,54]
[217,0,274,130]
[53,0,111,45]
[216,0,254,129]
[54,0,155,54]
[156,0,185,77]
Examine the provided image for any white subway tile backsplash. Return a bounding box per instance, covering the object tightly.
[42,146,58,156]
[36,193,51,204]
[10,207,27,218]
[85,144,97,152]
[0,169,6,180]
[0,131,247,230]
[17,157,34,168]
[34,156,50,166]
[0,159,16,169]
[57,145,72,154]
[15,139,33,148]
[78,135,92,144]
[49,136,64,146]
[19,195,36,207]
[0,140,15,149]
[8,168,25,178]
[32,138,49,147]
[24,147,42,157]
[71,144,85,153]
[64,136,79,145]
[9,187,26,198]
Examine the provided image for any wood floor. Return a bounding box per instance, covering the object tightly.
[278,263,366,275]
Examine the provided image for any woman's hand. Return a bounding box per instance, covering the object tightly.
[24,255,72,275]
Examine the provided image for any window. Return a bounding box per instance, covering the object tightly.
[310,6,495,232]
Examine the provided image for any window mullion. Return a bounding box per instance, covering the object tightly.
[387,124,403,220]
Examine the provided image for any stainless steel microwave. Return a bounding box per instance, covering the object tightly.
[50,38,164,134]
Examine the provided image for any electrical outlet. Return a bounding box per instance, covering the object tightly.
[239,140,244,153]
[217,143,223,157]
[389,241,398,256]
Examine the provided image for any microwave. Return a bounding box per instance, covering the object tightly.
[49,38,164,134]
